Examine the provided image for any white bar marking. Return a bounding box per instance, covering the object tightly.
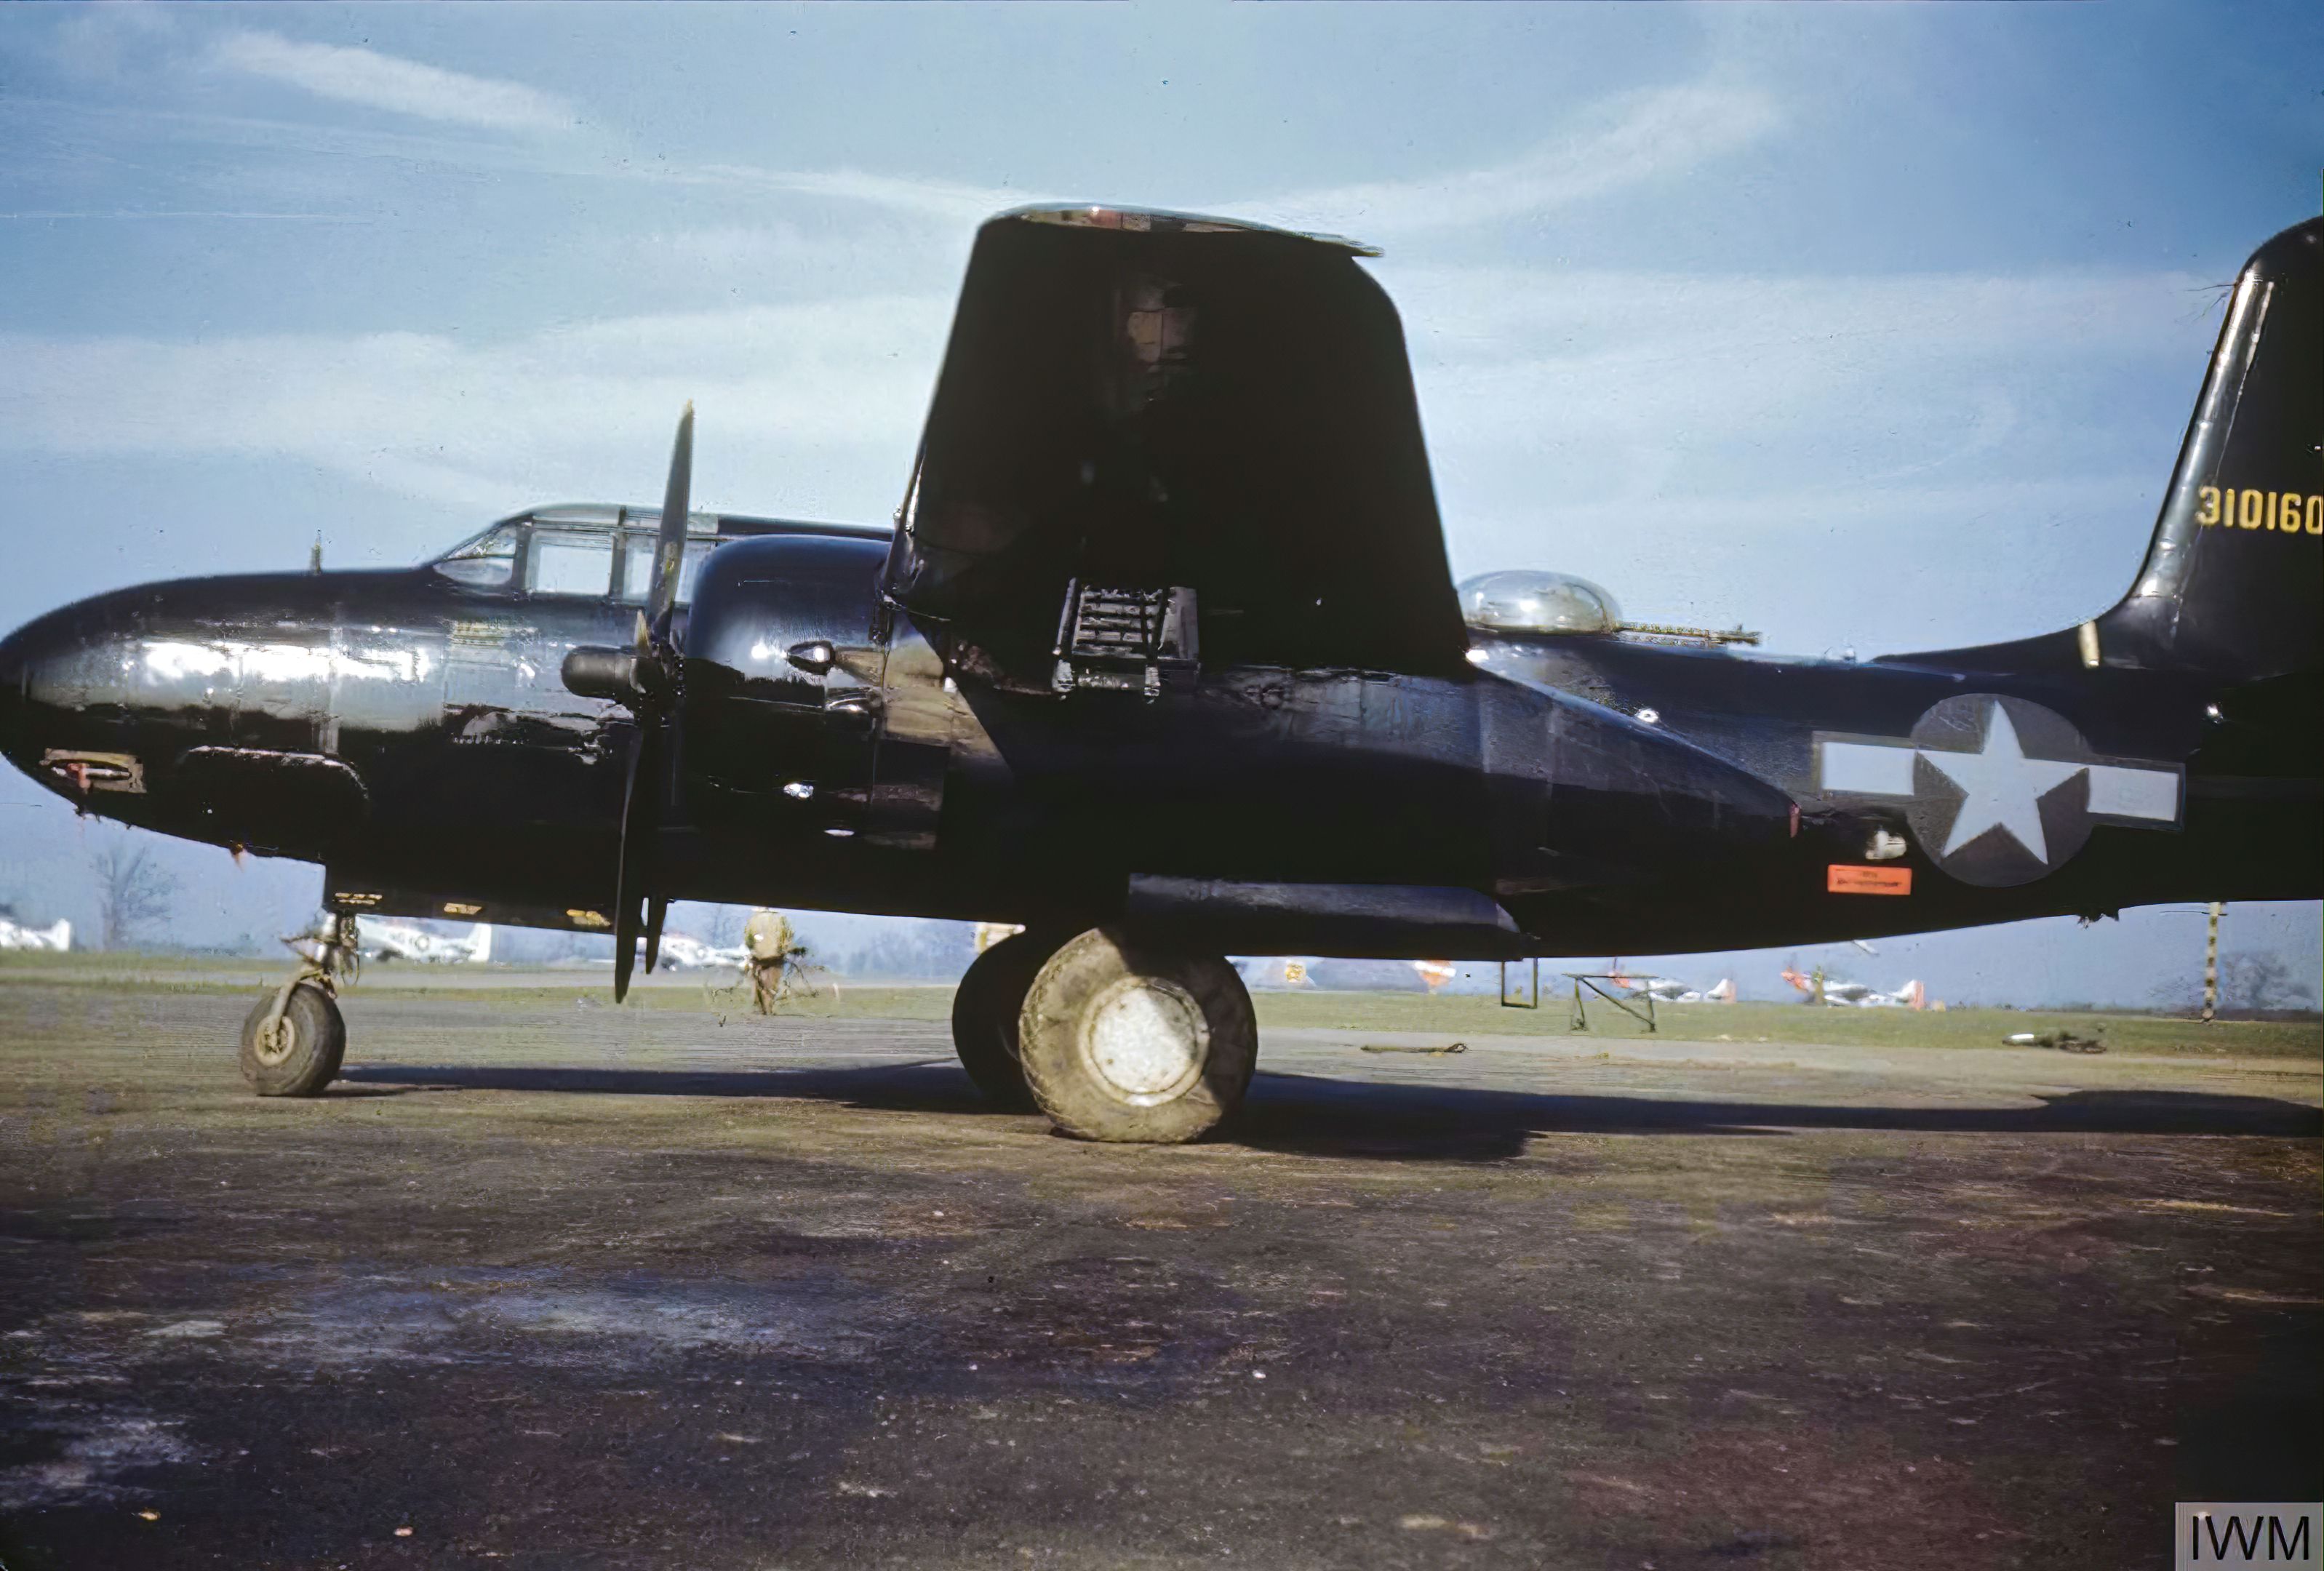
[2086,764,2180,821]
[1821,741,1916,796]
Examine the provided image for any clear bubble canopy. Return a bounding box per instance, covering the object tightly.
[1456,571,1622,636]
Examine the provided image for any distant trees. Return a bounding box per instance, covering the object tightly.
[2149,948,2319,1016]
[2219,951,2316,1013]
[840,921,977,981]
[702,904,748,951]
[90,838,179,951]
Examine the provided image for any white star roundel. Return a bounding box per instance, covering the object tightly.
[1814,695,2181,887]
[1920,705,2083,863]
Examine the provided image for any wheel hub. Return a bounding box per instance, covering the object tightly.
[253,1015,299,1066]
[1082,978,1209,1105]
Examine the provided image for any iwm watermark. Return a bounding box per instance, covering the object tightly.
[2177,1504,2322,1570]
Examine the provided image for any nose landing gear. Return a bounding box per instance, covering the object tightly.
[951,926,1256,1143]
[240,914,356,1098]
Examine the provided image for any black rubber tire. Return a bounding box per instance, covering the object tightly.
[239,984,346,1098]
[950,930,1062,1109]
[1018,928,1255,1144]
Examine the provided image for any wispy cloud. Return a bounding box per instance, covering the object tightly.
[1247,82,1782,236]
[1397,265,2202,444]
[0,257,2216,651]
[1391,263,2219,647]
[679,164,1032,224]
[49,1,180,82]
[659,79,1784,236]
[208,31,577,134]
[34,50,1770,239]
[12,87,1015,223]
[628,220,970,300]
[0,296,951,520]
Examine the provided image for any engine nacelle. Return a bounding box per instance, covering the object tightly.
[678,533,890,812]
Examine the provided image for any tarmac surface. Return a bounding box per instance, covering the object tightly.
[1,982,2318,1570]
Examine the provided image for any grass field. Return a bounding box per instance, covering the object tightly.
[6,950,2317,1059]
[0,951,277,975]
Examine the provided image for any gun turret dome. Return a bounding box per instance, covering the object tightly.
[1458,571,1621,636]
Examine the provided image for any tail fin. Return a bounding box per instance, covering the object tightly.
[2098,218,2322,681]
[1893,219,2320,682]
[1708,978,1735,1003]
[468,924,493,964]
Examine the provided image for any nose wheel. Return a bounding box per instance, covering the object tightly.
[239,913,356,1098]
[239,983,346,1097]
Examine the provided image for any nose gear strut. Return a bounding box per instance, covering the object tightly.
[255,911,359,1059]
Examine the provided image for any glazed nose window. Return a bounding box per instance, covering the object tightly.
[431,523,520,589]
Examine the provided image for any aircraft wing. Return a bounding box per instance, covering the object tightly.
[881,206,1472,686]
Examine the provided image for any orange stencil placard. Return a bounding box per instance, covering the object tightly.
[1828,865,1912,896]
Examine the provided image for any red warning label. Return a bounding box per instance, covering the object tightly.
[1829,865,1912,895]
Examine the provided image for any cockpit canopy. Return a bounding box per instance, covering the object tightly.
[1457,571,1622,636]
[431,504,720,604]
[428,505,886,605]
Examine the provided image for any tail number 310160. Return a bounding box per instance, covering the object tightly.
[2197,486,2323,534]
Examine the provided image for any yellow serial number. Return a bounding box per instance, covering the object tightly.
[2197,486,2322,535]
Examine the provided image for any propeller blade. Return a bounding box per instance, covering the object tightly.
[613,897,639,1004]
[650,403,694,629]
[610,721,661,1002]
[643,896,668,975]
[607,404,691,1002]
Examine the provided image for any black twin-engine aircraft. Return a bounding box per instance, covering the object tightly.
[3,208,2317,1141]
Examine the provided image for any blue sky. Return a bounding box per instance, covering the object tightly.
[0,2,2317,997]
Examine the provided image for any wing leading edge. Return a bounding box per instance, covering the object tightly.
[882,205,1471,687]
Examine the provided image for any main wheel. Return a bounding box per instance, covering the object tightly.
[239,983,346,1098]
[950,930,1062,1109]
[1017,930,1255,1144]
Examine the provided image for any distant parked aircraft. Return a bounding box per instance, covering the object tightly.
[0,915,71,952]
[1781,962,1924,1009]
[1616,972,1735,1004]
[652,933,749,972]
[1602,961,1733,1004]
[362,920,492,965]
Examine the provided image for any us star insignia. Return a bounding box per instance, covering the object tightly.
[1813,695,2181,887]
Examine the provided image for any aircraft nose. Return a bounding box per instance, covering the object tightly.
[0,599,126,788]
[0,617,37,769]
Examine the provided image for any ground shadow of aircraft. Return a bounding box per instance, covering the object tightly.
[337,1060,2323,1163]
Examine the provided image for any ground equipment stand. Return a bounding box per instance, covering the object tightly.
[1564,973,1657,1034]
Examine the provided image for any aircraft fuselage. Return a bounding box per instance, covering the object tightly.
[3,535,2309,958]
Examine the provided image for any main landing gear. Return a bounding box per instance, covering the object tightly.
[951,927,1257,1143]
[240,914,356,1098]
